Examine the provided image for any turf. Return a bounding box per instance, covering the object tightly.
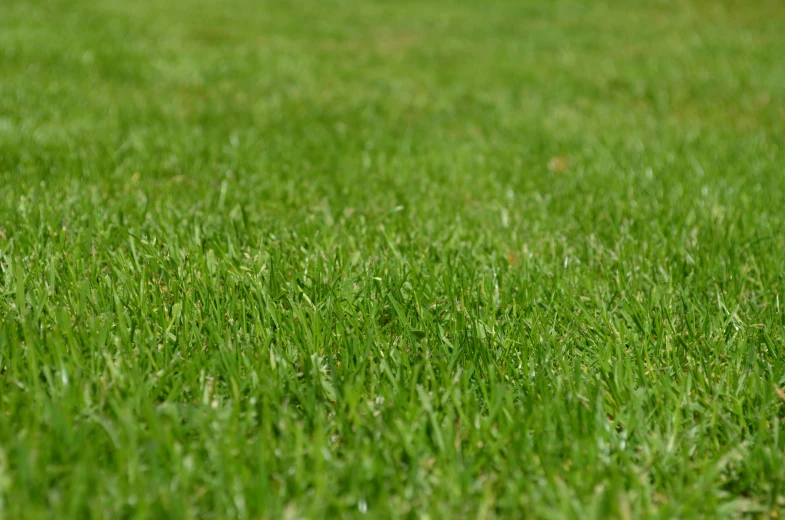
[2,0,785,517]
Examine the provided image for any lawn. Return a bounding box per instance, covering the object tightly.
[1,0,785,517]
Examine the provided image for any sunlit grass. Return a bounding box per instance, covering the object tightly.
[1,0,785,517]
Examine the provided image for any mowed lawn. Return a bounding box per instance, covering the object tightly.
[2,0,785,517]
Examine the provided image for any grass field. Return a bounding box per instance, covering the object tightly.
[2,0,785,517]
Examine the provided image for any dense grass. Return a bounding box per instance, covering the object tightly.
[2,0,785,517]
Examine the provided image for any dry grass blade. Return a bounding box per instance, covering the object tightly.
[548,156,569,174]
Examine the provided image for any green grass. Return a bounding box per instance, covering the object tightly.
[2,0,785,517]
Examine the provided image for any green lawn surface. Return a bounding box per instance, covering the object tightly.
[2,0,785,517]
